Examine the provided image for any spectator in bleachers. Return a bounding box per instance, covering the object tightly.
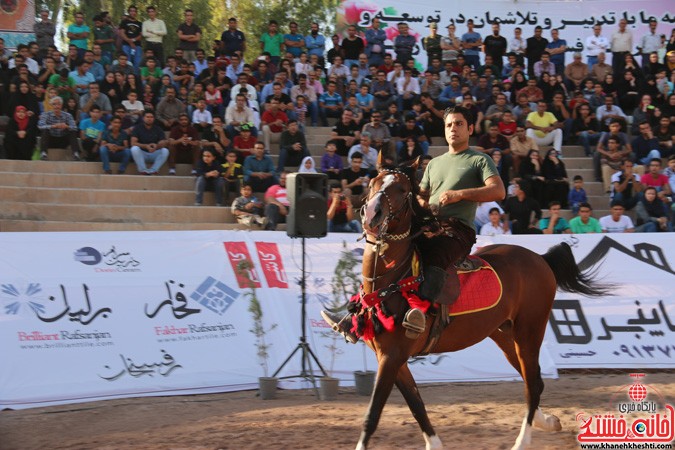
[156,86,185,130]
[200,115,231,161]
[330,109,360,156]
[99,116,131,174]
[361,110,392,154]
[319,80,344,126]
[598,136,629,192]
[168,113,201,175]
[67,11,89,59]
[525,101,563,154]
[79,105,105,161]
[264,170,289,230]
[176,9,201,63]
[261,97,288,152]
[568,175,588,215]
[635,186,672,232]
[340,151,369,201]
[320,141,343,181]
[504,179,543,234]
[37,96,81,161]
[569,202,602,233]
[632,122,662,165]
[232,183,267,228]
[4,105,38,160]
[509,124,540,173]
[538,201,571,234]
[617,70,642,113]
[129,110,170,175]
[542,148,569,208]
[79,82,112,122]
[611,160,643,210]
[194,148,225,206]
[8,80,40,118]
[348,133,377,173]
[572,103,600,156]
[243,142,276,192]
[225,93,257,138]
[641,158,672,201]
[327,182,361,233]
[600,200,635,232]
[142,6,167,65]
[277,120,309,172]
[221,150,244,201]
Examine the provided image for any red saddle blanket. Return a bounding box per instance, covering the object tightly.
[449,255,503,316]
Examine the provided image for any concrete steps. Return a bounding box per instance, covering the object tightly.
[0,219,244,232]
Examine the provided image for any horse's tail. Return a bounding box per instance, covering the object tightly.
[542,242,610,297]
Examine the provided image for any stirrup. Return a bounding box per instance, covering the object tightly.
[320,310,359,344]
[402,308,426,339]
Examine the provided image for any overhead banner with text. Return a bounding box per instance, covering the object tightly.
[0,230,673,410]
[336,0,672,68]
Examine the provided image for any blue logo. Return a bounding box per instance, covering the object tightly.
[74,247,102,265]
[0,283,46,315]
[190,277,239,315]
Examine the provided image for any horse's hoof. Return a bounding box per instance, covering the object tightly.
[534,409,562,432]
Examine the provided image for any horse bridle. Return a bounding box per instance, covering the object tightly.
[361,169,416,284]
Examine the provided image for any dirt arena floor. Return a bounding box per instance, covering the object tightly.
[1,372,674,450]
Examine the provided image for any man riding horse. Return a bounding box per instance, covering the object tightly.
[322,105,506,342]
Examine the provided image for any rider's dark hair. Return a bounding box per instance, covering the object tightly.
[443,105,475,127]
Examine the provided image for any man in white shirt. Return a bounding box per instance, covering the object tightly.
[638,19,661,67]
[142,6,167,66]
[225,93,257,137]
[596,96,627,131]
[610,18,633,75]
[9,44,39,75]
[599,200,635,232]
[585,25,609,71]
[395,67,420,111]
[347,133,377,171]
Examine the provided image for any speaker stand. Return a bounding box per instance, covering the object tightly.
[272,237,327,392]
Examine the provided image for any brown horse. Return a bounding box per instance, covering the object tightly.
[352,164,607,450]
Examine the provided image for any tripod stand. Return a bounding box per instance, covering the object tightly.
[272,237,326,387]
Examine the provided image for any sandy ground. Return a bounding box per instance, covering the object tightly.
[1,373,674,450]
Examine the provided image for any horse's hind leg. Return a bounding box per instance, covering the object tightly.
[395,363,442,450]
[489,328,561,450]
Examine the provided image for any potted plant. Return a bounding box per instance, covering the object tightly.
[330,242,376,396]
[237,259,278,399]
[319,329,342,401]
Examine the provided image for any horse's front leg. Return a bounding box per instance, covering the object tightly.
[395,363,442,450]
[355,353,406,450]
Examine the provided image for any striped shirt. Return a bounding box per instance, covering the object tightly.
[37,111,77,136]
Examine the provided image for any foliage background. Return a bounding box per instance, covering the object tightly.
[36,0,340,61]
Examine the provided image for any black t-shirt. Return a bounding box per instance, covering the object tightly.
[341,37,365,60]
[265,93,292,105]
[220,30,246,56]
[397,124,425,141]
[483,35,507,61]
[340,167,369,196]
[119,18,142,40]
[332,120,360,155]
[177,23,202,50]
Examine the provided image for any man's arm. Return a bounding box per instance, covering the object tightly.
[439,175,505,205]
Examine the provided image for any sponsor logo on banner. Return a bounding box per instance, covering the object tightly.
[2,283,111,325]
[224,242,261,289]
[255,242,289,289]
[74,245,142,272]
[576,373,675,445]
[99,349,182,381]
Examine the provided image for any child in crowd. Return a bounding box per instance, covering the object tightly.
[497,111,517,138]
[195,149,225,206]
[231,183,267,228]
[568,175,588,215]
[122,91,145,124]
[233,123,257,162]
[479,207,512,236]
[293,95,307,131]
[221,150,244,202]
[320,141,343,180]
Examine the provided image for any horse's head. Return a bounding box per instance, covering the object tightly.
[362,155,418,237]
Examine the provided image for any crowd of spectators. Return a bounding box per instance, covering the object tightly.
[1,7,674,231]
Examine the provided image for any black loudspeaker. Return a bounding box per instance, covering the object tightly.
[286,173,328,238]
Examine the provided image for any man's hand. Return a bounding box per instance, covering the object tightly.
[439,189,463,205]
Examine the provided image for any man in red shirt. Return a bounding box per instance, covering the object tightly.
[640,158,672,202]
[261,98,288,154]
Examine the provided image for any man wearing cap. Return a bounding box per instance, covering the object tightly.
[423,23,442,69]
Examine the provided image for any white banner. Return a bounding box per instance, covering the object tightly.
[476,234,675,369]
[1,230,673,410]
[336,0,672,67]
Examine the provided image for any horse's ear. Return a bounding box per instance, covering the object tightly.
[376,150,384,171]
[411,156,420,171]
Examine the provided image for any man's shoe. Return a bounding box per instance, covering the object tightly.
[402,308,426,339]
[320,310,359,344]
[40,151,48,161]
[72,152,81,161]
[168,168,176,175]
[104,169,112,174]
